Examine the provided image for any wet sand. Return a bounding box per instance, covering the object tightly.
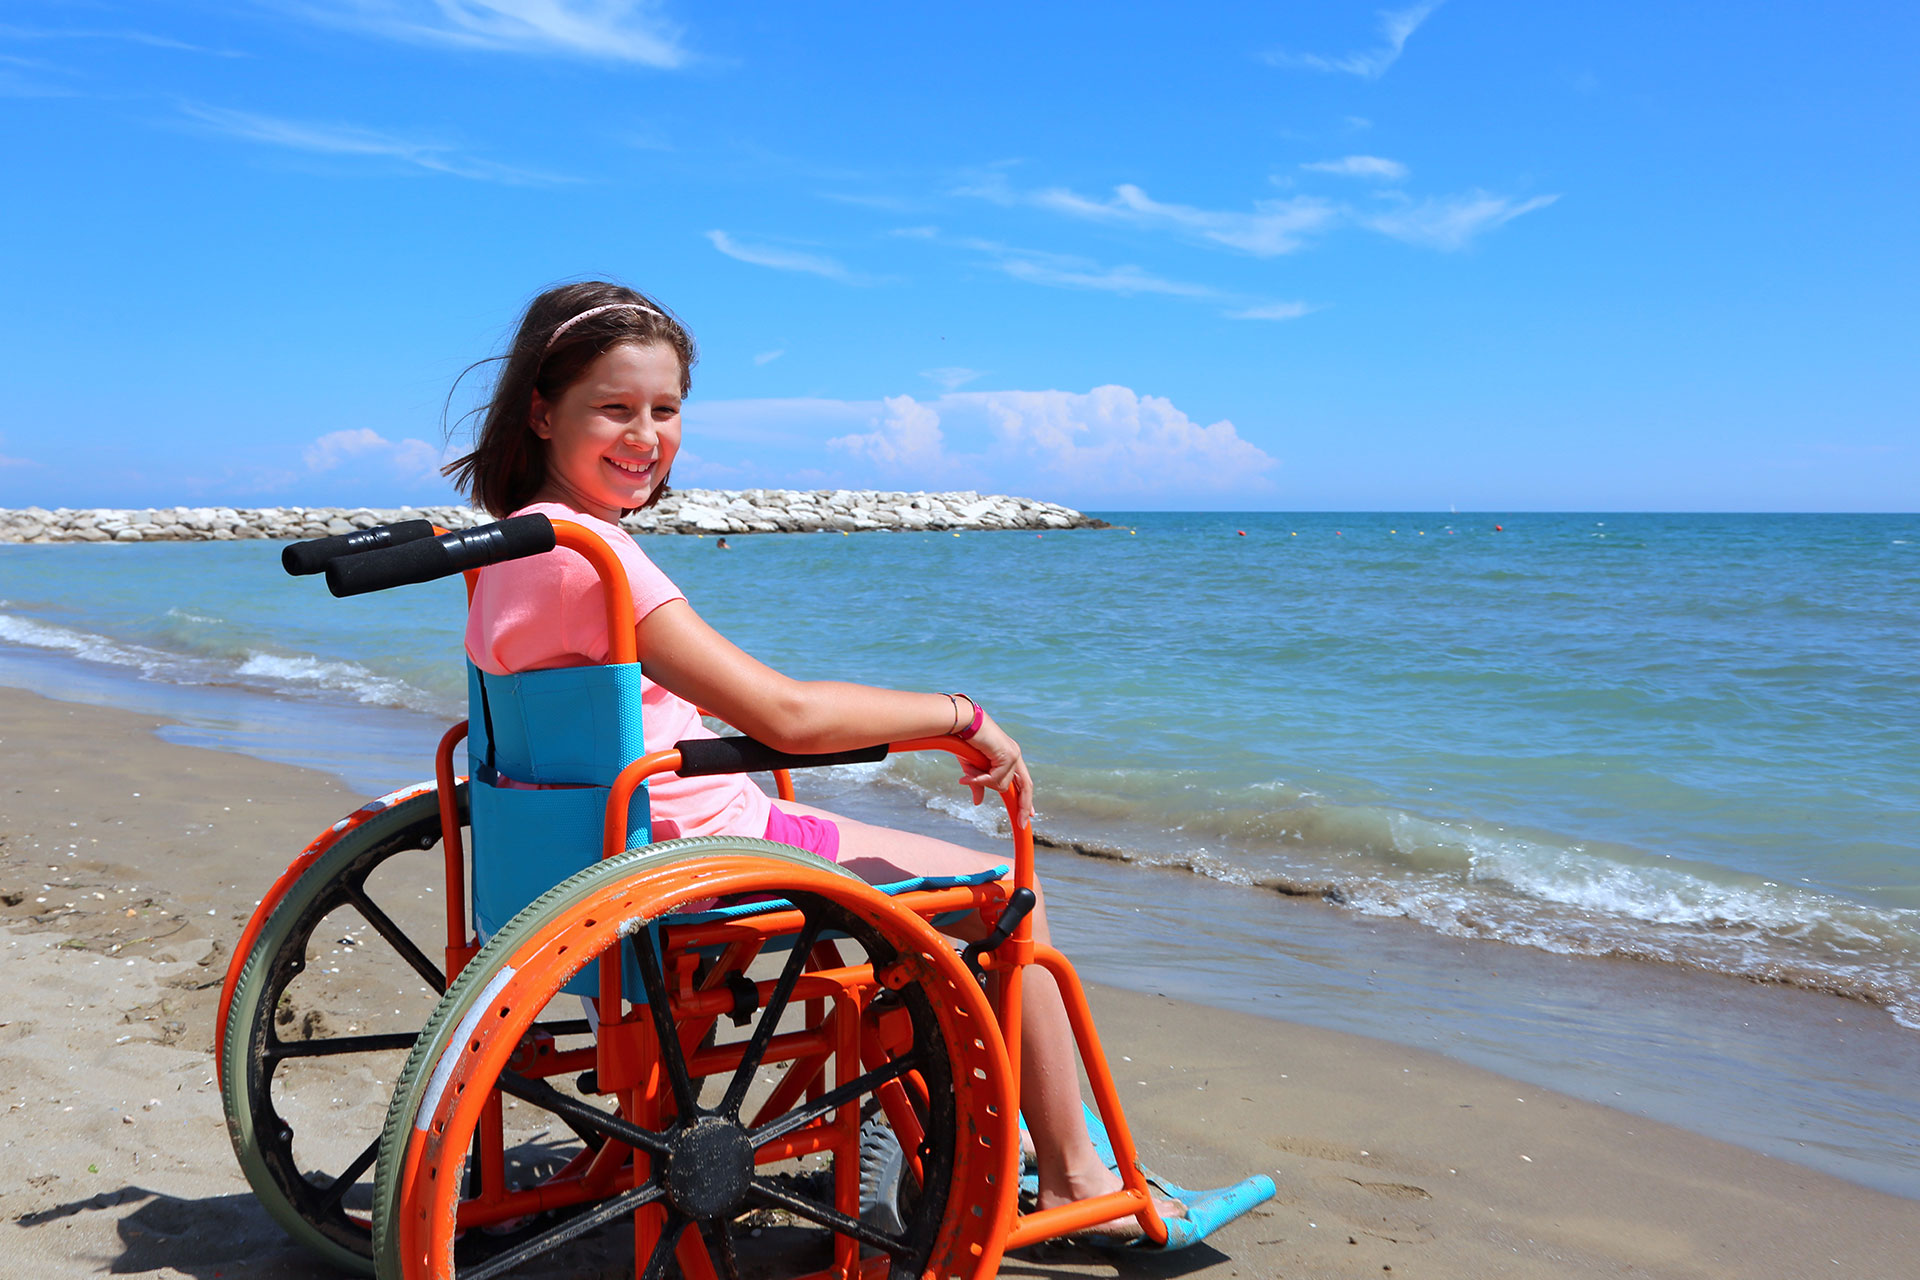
[2,687,1915,1278]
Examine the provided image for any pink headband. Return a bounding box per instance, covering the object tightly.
[544,302,665,352]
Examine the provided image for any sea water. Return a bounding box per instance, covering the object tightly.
[2,512,1917,1192]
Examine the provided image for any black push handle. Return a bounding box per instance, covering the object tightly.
[673,735,890,777]
[282,519,436,576]
[325,514,557,597]
[963,887,1038,982]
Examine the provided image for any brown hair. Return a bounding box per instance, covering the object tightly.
[443,281,698,518]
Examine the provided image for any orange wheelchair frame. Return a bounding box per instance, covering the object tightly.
[217,515,1252,1280]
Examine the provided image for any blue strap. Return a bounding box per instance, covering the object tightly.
[660,865,1009,926]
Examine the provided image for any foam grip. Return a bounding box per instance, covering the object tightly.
[673,736,890,777]
[281,519,436,576]
[324,513,556,597]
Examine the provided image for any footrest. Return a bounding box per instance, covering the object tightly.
[1021,1102,1276,1250]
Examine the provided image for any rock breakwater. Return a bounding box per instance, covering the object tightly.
[0,489,1108,543]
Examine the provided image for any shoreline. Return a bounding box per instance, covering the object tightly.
[1,687,1915,1278]
[3,641,1920,1202]
[0,489,1110,543]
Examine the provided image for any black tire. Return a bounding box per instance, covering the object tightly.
[220,783,597,1272]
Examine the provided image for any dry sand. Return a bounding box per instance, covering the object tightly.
[2,686,1915,1279]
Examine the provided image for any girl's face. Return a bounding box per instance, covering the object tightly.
[529,341,683,520]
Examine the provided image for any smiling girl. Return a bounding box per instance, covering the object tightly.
[443,280,1177,1234]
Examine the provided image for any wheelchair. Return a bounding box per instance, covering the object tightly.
[217,513,1273,1279]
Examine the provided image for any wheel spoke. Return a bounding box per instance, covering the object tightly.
[265,1030,419,1062]
[314,1135,381,1212]
[637,1211,689,1280]
[718,916,822,1120]
[700,1216,742,1280]
[750,1052,922,1149]
[496,1070,672,1157]
[747,1176,912,1258]
[529,1017,593,1039]
[628,929,700,1119]
[463,1180,667,1280]
[344,886,446,993]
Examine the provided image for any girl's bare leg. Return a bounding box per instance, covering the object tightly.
[774,800,1174,1217]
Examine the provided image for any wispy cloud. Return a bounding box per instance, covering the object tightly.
[1362,191,1559,250]
[954,234,1215,297]
[817,191,917,212]
[180,103,569,183]
[991,248,1217,298]
[901,228,1310,320]
[706,230,861,282]
[0,22,246,57]
[0,51,79,98]
[1301,155,1409,182]
[753,348,785,366]
[1227,301,1315,321]
[921,366,983,390]
[962,168,1552,259]
[304,428,443,479]
[268,1,686,66]
[1264,2,1444,80]
[963,174,1336,258]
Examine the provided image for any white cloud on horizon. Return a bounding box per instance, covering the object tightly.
[266,1,686,67]
[303,428,443,480]
[1363,191,1560,250]
[1301,155,1409,182]
[682,387,1278,503]
[179,103,567,183]
[1265,2,1444,80]
[706,230,860,281]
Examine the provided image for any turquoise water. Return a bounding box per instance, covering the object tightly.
[3,512,1919,1191]
[5,513,1913,1018]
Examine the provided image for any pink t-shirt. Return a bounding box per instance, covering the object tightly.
[464,501,772,841]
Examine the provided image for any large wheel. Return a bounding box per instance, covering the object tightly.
[371,839,1017,1280]
[219,782,591,1273]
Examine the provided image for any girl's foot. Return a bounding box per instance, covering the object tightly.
[1034,1163,1187,1242]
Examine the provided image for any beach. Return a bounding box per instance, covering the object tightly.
[3,686,1915,1279]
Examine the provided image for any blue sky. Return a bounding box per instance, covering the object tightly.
[1,2,1913,512]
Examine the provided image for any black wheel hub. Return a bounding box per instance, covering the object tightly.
[664,1116,756,1220]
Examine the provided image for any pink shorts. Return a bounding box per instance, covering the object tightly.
[763,804,841,862]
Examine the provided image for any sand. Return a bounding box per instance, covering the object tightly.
[2,686,1915,1278]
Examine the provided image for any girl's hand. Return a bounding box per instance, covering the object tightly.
[957,712,1034,828]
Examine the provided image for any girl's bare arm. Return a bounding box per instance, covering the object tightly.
[635,599,1033,822]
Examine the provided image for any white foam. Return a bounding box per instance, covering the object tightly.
[0,611,197,682]
[234,651,435,712]
[0,608,443,715]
